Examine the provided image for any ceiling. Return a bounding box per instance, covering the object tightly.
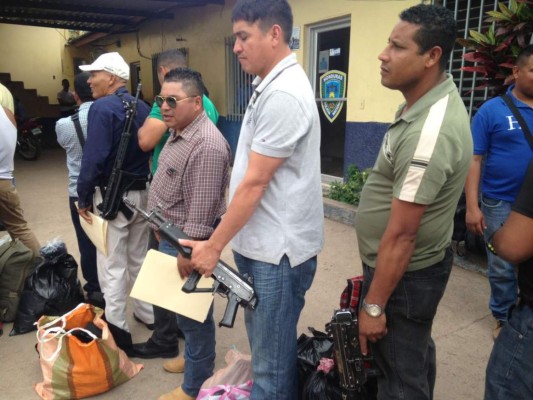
[0,0,225,44]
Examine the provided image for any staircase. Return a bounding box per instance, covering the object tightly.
[0,72,60,118]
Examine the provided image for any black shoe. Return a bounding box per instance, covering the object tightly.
[133,313,155,330]
[132,339,179,359]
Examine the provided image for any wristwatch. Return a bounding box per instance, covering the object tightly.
[362,299,384,317]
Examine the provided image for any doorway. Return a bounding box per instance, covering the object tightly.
[309,18,351,178]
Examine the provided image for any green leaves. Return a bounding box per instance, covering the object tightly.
[328,165,370,205]
[459,0,533,94]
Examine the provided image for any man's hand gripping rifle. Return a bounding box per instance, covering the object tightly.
[123,197,257,328]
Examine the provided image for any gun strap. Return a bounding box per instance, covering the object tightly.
[71,112,85,149]
[501,94,533,151]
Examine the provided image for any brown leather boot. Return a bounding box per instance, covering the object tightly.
[158,386,195,400]
[162,356,185,373]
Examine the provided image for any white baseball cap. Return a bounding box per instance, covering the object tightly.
[79,52,130,80]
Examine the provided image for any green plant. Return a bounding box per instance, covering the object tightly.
[457,0,533,94]
[328,165,370,205]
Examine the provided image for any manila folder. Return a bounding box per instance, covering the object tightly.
[79,209,108,256]
[130,249,214,323]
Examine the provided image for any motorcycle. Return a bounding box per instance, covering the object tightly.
[16,117,42,161]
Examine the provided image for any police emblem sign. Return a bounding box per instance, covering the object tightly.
[320,70,346,123]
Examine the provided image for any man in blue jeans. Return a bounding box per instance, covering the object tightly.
[355,5,472,399]
[149,68,231,400]
[484,158,533,400]
[180,1,324,398]
[465,45,533,339]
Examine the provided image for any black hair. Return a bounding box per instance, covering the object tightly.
[73,72,93,102]
[400,4,457,70]
[163,67,205,98]
[232,0,293,44]
[516,44,533,66]
[157,49,188,69]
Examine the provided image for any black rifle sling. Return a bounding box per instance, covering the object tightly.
[71,112,85,149]
[99,87,142,220]
[501,94,533,151]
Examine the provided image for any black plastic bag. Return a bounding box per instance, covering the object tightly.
[10,252,84,336]
[302,370,343,400]
[297,327,334,399]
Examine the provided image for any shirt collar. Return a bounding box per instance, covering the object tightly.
[505,84,531,108]
[394,74,457,123]
[169,111,207,142]
[252,53,298,94]
[78,101,93,112]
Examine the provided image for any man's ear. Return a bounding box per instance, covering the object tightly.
[270,24,284,46]
[425,46,443,69]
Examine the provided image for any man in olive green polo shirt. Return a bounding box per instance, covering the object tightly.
[354,5,472,399]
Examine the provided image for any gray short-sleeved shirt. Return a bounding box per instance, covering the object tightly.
[230,54,324,266]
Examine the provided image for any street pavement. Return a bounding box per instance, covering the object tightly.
[0,148,493,399]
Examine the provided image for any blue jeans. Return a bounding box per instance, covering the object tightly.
[363,248,453,400]
[485,301,533,399]
[233,252,317,400]
[159,240,215,397]
[481,195,517,321]
[68,197,100,293]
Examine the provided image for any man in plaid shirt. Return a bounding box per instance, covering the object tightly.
[140,67,231,400]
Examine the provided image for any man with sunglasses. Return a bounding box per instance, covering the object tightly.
[147,68,230,400]
[133,50,219,361]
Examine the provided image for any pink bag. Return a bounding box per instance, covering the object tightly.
[197,380,253,400]
[198,348,253,399]
[200,348,253,389]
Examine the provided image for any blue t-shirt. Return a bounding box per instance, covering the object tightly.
[471,85,533,202]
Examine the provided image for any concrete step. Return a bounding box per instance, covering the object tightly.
[0,72,60,118]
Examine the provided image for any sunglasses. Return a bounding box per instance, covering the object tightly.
[154,95,195,108]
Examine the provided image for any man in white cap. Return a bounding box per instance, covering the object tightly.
[77,52,154,355]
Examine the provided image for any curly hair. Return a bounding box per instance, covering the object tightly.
[400,4,457,70]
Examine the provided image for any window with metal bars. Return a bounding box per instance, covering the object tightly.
[433,0,504,116]
[225,36,254,122]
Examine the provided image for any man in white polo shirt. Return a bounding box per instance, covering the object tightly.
[181,1,324,399]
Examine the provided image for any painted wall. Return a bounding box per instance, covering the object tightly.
[0,24,68,103]
[67,0,417,124]
[0,0,420,170]
[290,0,417,123]
[77,1,236,115]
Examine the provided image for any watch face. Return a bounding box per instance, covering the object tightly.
[364,301,382,317]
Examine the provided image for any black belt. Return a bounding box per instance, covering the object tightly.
[127,179,147,191]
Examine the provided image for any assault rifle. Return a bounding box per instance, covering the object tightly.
[98,83,143,220]
[327,309,378,400]
[123,197,258,328]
